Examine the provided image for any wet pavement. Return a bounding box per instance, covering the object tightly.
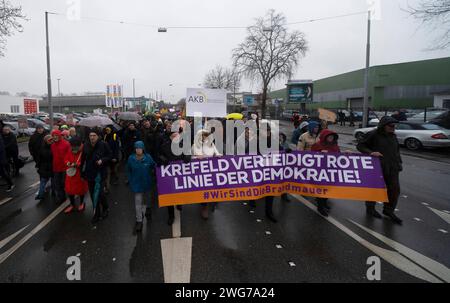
[0,133,449,283]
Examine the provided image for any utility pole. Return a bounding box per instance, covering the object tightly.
[362,10,371,128]
[45,12,53,126]
[57,78,61,113]
[132,78,136,111]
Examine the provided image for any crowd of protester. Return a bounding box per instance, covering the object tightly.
[0,110,404,235]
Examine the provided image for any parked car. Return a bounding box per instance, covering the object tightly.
[281,110,295,120]
[28,118,51,131]
[429,110,450,129]
[408,110,447,123]
[354,122,450,151]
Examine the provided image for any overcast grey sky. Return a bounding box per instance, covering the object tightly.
[1,0,449,103]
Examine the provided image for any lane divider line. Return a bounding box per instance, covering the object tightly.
[0,225,29,250]
[0,200,69,265]
[292,194,446,283]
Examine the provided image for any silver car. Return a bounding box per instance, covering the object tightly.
[353,122,450,151]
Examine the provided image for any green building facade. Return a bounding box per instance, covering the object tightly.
[270,57,450,111]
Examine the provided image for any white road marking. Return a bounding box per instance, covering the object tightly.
[76,253,81,257]
[0,225,29,250]
[401,195,408,199]
[427,207,450,225]
[0,200,69,265]
[160,237,192,283]
[443,210,450,214]
[0,197,12,206]
[112,258,116,262]
[291,194,447,283]
[249,210,255,214]
[256,219,262,223]
[265,231,271,235]
[29,181,40,188]
[172,208,181,238]
[288,262,296,267]
[82,240,87,244]
[438,229,448,234]
[350,220,450,283]
[276,244,283,249]
[414,218,422,222]
[421,203,429,206]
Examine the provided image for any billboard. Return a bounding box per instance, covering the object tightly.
[106,84,123,108]
[287,80,313,103]
[186,88,227,118]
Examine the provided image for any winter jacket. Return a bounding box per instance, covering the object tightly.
[127,152,156,193]
[28,131,47,161]
[157,131,191,165]
[104,132,119,160]
[81,140,112,182]
[50,133,71,173]
[192,130,221,158]
[0,135,7,165]
[64,145,88,195]
[311,129,341,153]
[123,129,141,156]
[297,122,320,151]
[2,132,18,158]
[357,116,403,174]
[36,142,53,178]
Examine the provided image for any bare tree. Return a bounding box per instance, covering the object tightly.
[406,0,450,49]
[203,65,241,92]
[0,0,27,57]
[232,9,308,118]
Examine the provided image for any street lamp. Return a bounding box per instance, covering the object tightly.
[45,11,54,126]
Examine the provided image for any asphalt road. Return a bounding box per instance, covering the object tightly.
[0,132,449,283]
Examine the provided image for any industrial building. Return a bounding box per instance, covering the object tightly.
[270,57,450,111]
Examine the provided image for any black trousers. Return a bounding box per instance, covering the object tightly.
[88,179,108,218]
[316,197,328,209]
[0,164,13,186]
[366,169,400,213]
[52,172,66,203]
[249,196,274,213]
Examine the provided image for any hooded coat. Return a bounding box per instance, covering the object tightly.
[36,141,53,178]
[50,130,71,173]
[357,116,402,173]
[126,141,156,193]
[297,121,320,151]
[311,129,340,153]
[64,144,88,196]
[29,129,47,161]
[192,130,221,158]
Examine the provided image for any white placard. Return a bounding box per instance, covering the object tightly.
[186,88,227,118]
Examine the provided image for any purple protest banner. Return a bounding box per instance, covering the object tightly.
[156,151,388,207]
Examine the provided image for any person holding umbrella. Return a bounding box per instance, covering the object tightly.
[127,141,156,233]
[81,128,112,224]
[103,127,120,191]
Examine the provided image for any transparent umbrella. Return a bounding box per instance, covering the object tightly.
[118,112,142,121]
[78,116,114,128]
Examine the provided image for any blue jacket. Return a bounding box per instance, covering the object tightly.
[126,153,156,193]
